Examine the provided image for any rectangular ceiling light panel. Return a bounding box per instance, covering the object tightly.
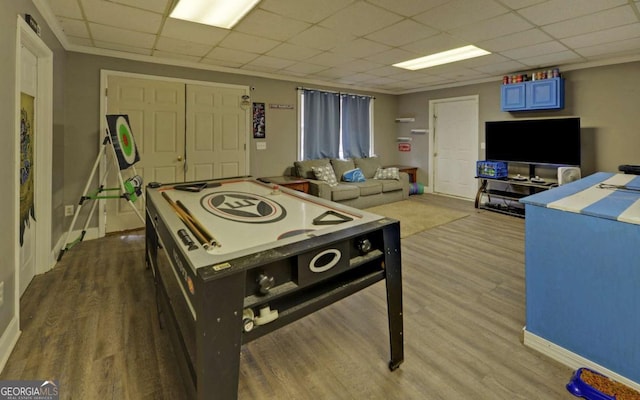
[393,45,490,70]
[170,0,261,29]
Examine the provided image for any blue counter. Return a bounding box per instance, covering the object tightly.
[521,172,640,385]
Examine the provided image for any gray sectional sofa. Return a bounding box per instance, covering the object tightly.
[293,157,409,209]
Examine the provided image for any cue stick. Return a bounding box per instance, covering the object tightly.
[161,192,211,249]
[175,200,219,247]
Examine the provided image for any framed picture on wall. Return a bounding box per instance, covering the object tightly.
[253,102,265,138]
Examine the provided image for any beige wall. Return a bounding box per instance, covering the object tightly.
[396,61,640,183]
[64,53,399,207]
[0,0,66,359]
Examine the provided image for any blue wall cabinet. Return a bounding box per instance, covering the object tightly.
[501,78,564,111]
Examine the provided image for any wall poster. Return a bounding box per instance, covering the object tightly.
[20,92,36,246]
[253,102,265,138]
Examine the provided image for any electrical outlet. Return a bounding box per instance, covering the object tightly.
[0,281,4,307]
[64,205,74,216]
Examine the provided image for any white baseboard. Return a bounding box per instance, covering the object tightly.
[0,317,21,373]
[523,327,640,391]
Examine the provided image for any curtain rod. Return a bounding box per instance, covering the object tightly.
[296,86,375,99]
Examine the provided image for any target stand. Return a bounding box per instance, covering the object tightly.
[58,115,144,261]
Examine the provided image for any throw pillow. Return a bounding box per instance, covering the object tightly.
[312,164,338,187]
[330,158,355,181]
[354,156,382,179]
[342,168,366,182]
[373,167,400,180]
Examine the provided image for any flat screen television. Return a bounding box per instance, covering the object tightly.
[485,117,581,166]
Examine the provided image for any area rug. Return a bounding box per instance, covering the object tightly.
[365,199,469,238]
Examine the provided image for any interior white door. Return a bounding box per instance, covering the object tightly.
[432,96,479,200]
[106,76,186,232]
[185,84,248,181]
[19,46,37,296]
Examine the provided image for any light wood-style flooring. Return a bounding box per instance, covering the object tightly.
[1,194,576,399]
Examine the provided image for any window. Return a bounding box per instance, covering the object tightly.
[298,88,374,160]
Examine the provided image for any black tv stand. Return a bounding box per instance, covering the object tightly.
[475,164,556,218]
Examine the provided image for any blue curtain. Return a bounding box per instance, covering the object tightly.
[303,90,340,159]
[341,94,371,158]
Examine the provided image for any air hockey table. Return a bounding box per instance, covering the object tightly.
[145,177,404,399]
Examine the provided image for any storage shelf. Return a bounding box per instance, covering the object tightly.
[475,172,554,217]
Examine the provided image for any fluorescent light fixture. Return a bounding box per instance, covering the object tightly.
[393,45,490,70]
[170,0,261,29]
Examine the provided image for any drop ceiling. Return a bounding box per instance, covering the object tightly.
[35,0,640,94]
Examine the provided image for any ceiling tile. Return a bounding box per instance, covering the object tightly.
[365,20,438,47]
[478,28,553,52]
[281,62,328,75]
[472,60,528,74]
[574,36,640,58]
[338,59,386,73]
[363,48,419,64]
[50,0,83,19]
[541,6,637,39]
[499,0,546,9]
[234,9,311,42]
[413,0,509,31]
[80,0,162,34]
[108,0,170,13]
[562,23,640,48]
[152,51,202,62]
[161,18,229,46]
[457,53,510,68]
[450,12,533,43]
[218,32,280,54]
[94,39,152,55]
[500,40,568,59]
[258,0,354,24]
[204,47,259,64]
[244,55,296,71]
[265,43,323,61]
[518,50,584,67]
[320,2,403,37]
[155,36,212,57]
[518,0,627,26]
[58,17,89,38]
[88,23,156,48]
[366,65,408,78]
[288,26,354,51]
[400,33,469,56]
[331,38,390,58]
[366,0,448,17]
[336,72,378,84]
[306,52,356,67]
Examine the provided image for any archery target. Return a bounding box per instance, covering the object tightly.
[106,114,140,170]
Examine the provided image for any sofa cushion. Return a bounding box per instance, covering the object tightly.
[330,158,355,181]
[374,167,400,180]
[379,179,404,192]
[342,168,365,182]
[354,157,382,179]
[294,158,330,179]
[312,164,338,187]
[330,184,359,201]
[352,180,382,196]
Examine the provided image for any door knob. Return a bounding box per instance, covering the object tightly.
[177,156,183,162]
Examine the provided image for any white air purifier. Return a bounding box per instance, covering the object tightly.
[557,167,581,185]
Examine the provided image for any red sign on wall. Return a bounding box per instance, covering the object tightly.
[398,142,411,152]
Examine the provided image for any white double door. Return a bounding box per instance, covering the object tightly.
[105,75,249,233]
